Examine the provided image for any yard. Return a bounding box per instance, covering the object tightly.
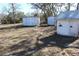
[0,24,79,56]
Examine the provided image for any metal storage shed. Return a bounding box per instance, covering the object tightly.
[47,16,56,26]
[22,17,40,26]
[57,10,79,37]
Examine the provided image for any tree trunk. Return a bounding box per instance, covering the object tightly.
[43,11,47,24]
[77,3,79,10]
[67,3,70,11]
[11,3,16,24]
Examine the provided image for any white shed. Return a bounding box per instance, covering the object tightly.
[57,10,79,37]
[47,16,56,26]
[22,17,40,26]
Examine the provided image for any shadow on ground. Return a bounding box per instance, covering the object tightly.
[39,33,78,47]
[6,33,78,56]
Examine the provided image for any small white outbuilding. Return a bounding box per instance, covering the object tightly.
[47,16,56,26]
[22,17,40,26]
[57,11,79,37]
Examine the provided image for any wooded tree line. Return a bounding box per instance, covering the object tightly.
[0,3,79,24]
[0,3,25,24]
[31,3,79,23]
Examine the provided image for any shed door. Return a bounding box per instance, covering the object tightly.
[57,21,70,36]
[69,23,78,37]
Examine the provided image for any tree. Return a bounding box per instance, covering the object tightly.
[66,3,71,11]
[15,11,25,23]
[0,3,25,24]
[77,3,79,10]
[31,3,58,23]
[9,3,19,24]
[65,3,76,11]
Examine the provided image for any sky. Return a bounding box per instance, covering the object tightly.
[19,3,36,14]
[0,3,77,15]
[0,3,36,14]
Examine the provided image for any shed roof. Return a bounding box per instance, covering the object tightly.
[57,10,79,19]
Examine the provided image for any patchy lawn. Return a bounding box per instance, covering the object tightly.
[0,25,79,56]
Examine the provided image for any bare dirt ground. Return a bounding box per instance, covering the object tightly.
[0,25,79,56]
